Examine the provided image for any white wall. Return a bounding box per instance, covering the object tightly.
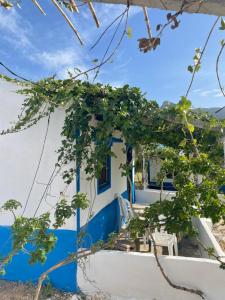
[0,80,75,230]
[136,189,175,205]
[149,158,173,183]
[192,217,225,259]
[0,80,127,230]
[78,251,225,300]
[149,158,161,182]
[79,142,127,227]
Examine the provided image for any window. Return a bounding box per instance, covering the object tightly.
[97,155,111,194]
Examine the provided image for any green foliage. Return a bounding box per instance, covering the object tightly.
[12,213,57,264]
[54,193,89,228]
[1,199,22,211]
[1,193,89,267]
[188,48,201,73]
[1,75,225,270]
[219,18,225,30]
[130,148,225,240]
[72,193,89,210]
[126,27,133,38]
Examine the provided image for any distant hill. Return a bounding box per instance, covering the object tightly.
[195,107,225,120]
[161,101,225,120]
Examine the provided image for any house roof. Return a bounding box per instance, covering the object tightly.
[93,0,225,17]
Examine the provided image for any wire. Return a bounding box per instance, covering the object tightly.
[21,115,51,216]
[33,166,58,217]
[0,61,33,83]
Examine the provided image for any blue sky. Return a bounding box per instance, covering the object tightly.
[0,1,225,108]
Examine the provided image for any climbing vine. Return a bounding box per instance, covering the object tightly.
[1,74,225,299]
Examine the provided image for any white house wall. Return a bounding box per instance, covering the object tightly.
[0,80,127,291]
[79,251,225,300]
[0,80,75,230]
[79,142,127,227]
[0,80,78,291]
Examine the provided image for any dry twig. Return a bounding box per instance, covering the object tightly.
[70,0,79,13]
[32,0,46,15]
[143,7,152,39]
[87,0,100,28]
[51,0,83,45]
[215,42,225,113]
[185,17,219,98]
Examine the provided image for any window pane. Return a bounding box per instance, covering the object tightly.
[98,156,111,193]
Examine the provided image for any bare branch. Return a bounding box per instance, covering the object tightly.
[87,1,100,28]
[143,7,152,39]
[51,0,83,45]
[185,17,219,98]
[91,7,128,50]
[70,0,79,13]
[32,0,46,15]
[215,42,225,113]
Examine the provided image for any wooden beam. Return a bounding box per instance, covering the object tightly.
[91,0,225,17]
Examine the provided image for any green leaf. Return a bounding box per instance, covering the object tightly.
[177,96,192,112]
[194,64,201,72]
[179,139,187,148]
[2,199,22,211]
[187,122,194,133]
[219,18,225,30]
[126,27,132,38]
[187,65,193,73]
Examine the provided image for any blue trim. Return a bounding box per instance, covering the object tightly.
[0,227,77,292]
[80,198,120,249]
[148,181,176,191]
[111,137,123,144]
[0,191,127,292]
[147,160,150,184]
[132,155,135,204]
[132,182,135,204]
[75,129,81,237]
[76,166,81,234]
[121,190,128,200]
[97,155,111,195]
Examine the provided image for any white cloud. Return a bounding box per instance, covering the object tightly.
[193,88,223,98]
[33,48,81,70]
[81,3,140,28]
[0,4,140,83]
[0,9,32,48]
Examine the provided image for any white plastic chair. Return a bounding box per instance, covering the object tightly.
[144,214,178,256]
[118,196,178,256]
[150,230,178,256]
[118,195,134,230]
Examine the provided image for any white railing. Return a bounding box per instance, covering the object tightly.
[135,188,176,205]
[78,250,225,300]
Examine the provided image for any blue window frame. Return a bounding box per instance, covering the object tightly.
[97,155,111,194]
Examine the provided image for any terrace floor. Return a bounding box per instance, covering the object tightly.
[117,202,203,258]
[114,235,203,258]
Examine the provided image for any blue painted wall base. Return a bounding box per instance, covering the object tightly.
[0,227,77,292]
[79,198,120,249]
[0,193,127,292]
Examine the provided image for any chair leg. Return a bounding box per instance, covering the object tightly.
[143,234,147,247]
[150,241,154,254]
[174,239,178,256]
[168,242,174,256]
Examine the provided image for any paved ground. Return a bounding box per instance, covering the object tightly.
[178,236,203,258]
[0,280,74,300]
